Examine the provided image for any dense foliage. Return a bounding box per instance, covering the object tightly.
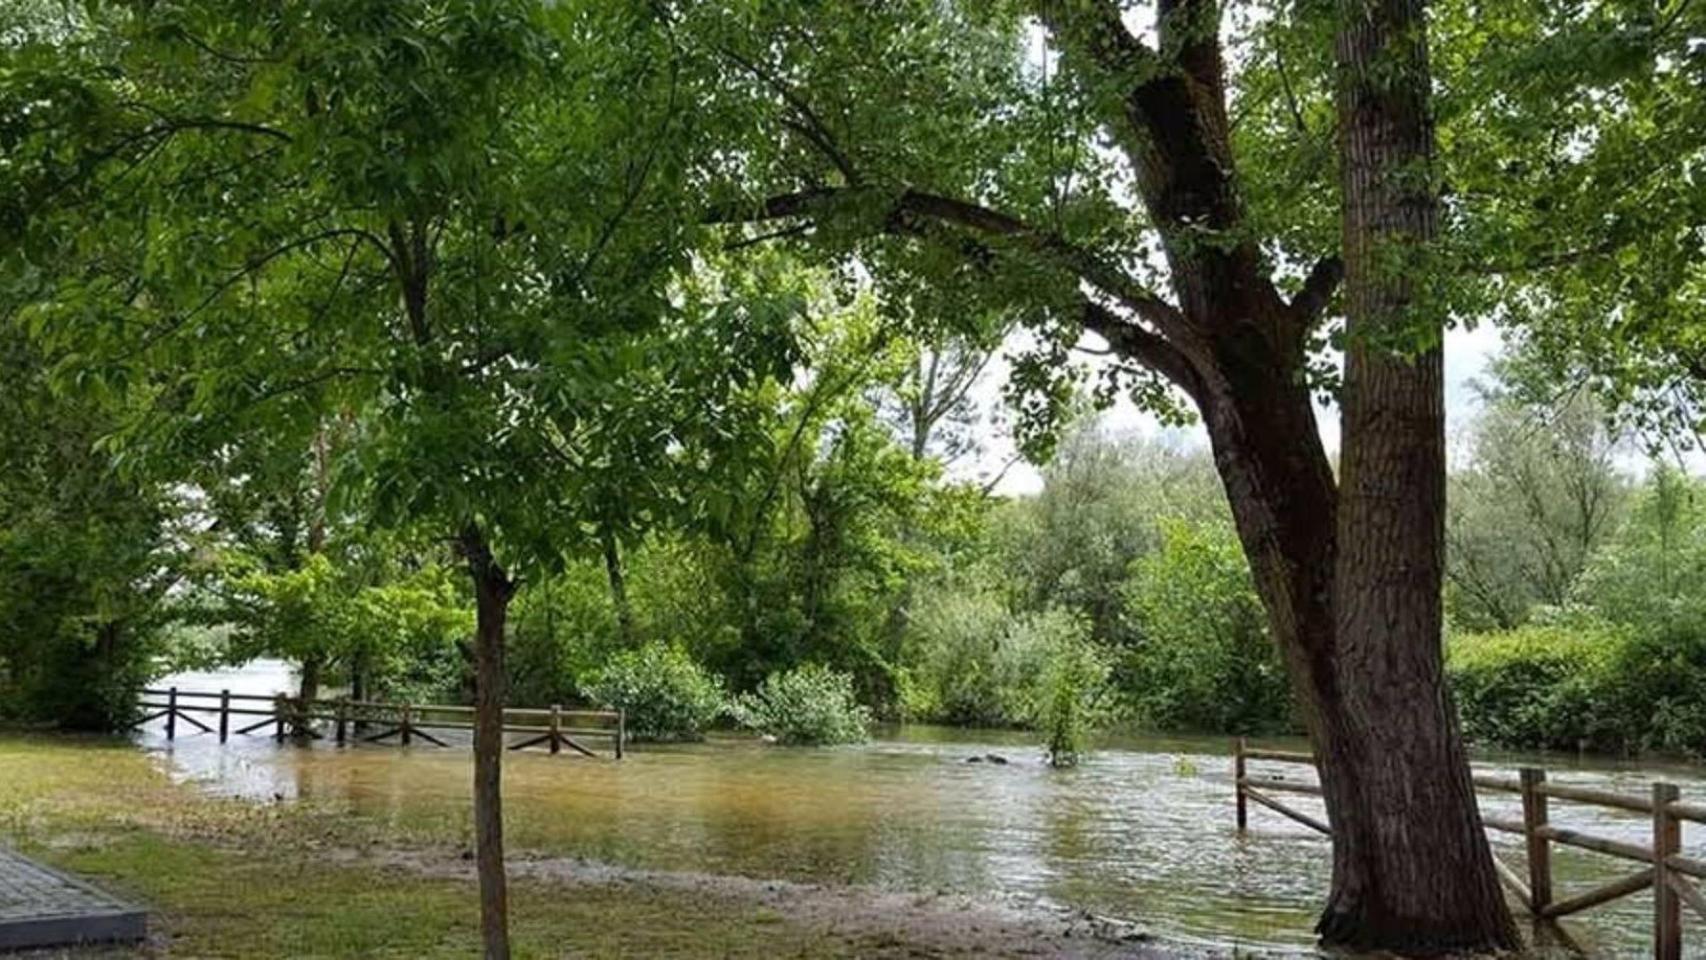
[0,0,1699,765]
[1447,387,1706,757]
[730,664,871,746]
[0,335,173,729]
[1450,622,1706,758]
[583,643,726,742]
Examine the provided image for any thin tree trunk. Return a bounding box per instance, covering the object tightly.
[348,654,368,734]
[295,655,322,737]
[1314,0,1517,949]
[459,525,514,960]
[350,654,367,703]
[599,522,635,647]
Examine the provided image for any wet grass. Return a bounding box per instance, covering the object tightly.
[0,734,899,959]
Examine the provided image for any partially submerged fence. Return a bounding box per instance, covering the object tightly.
[1232,739,1705,959]
[133,687,625,759]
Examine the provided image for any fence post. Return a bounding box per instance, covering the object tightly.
[550,704,562,755]
[335,698,348,745]
[1655,781,1681,960]
[273,695,285,741]
[401,704,412,746]
[1234,738,1247,833]
[1519,767,1551,915]
[616,708,626,760]
[165,687,178,741]
[218,689,230,743]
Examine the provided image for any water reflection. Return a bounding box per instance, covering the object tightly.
[137,664,1706,956]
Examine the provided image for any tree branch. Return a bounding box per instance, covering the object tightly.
[718,44,860,186]
[1290,255,1344,324]
[1032,0,1162,84]
[1080,299,1204,405]
[706,185,1186,338]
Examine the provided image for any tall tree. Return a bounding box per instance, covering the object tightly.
[4,4,793,956]
[694,0,1514,947]
[1447,374,1628,630]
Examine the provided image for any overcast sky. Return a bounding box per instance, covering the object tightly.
[959,322,1506,496]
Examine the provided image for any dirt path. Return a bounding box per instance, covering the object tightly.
[354,845,1230,958]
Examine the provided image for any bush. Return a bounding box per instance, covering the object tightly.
[506,565,622,707]
[1447,623,1617,751]
[731,664,871,745]
[1598,625,1706,756]
[900,589,1077,727]
[1448,619,1706,757]
[582,642,726,741]
[1032,634,1111,768]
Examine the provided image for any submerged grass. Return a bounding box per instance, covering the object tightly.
[0,734,899,959]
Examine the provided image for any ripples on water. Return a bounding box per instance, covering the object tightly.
[142,662,1706,956]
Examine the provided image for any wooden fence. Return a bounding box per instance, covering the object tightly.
[1233,739,1706,959]
[133,687,625,759]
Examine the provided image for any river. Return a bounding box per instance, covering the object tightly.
[139,660,1706,956]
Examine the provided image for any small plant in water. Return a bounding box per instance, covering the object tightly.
[1034,634,1110,768]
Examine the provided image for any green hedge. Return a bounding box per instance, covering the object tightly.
[1448,622,1706,757]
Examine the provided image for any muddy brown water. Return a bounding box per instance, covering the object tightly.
[138,661,1706,956]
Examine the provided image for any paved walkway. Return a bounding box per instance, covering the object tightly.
[0,848,145,950]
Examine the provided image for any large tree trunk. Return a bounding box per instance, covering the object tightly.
[459,526,515,960]
[1313,0,1517,950]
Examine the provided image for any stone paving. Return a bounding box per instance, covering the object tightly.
[0,848,145,950]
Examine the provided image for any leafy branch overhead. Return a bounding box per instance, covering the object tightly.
[693,1,1347,458]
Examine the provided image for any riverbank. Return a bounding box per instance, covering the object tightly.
[0,734,1179,958]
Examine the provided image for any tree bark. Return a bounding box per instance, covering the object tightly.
[1314,0,1518,950]
[599,521,636,647]
[294,655,322,737]
[459,525,515,960]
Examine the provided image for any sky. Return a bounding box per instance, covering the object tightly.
[962,322,1507,497]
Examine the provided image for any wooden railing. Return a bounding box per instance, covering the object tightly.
[1232,739,1706,959]
[133,687,625,759]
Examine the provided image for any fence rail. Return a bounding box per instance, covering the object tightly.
[133,687,624,759]
[1232,739,1704,959]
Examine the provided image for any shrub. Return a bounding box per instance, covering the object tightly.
[506,565,622,707]
[901,589,1077,727]
[1446,623,1617,751]
[1599,625,1706,756]
[582,642,726,741]
[1448,619,1706,757]
[731,664,871,745]
[1032,634,1111,768]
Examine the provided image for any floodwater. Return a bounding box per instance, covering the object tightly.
[139,661,1706,956]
